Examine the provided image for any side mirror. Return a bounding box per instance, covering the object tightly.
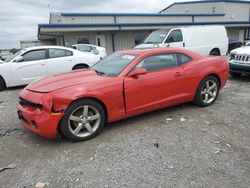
[14,56,24,63]
[128,67,148,77]
[92,49,99,55]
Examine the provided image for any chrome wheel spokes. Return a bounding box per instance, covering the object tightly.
[68,105,101,137]
[201,80,218,104]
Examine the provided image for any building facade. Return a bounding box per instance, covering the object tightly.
[38,0,250,54]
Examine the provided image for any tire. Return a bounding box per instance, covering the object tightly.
[72,64,88,70]
[60,99,106,141]
[194,76,220,107]
[230,71,241,77]
[209,50,220,56]
[0,77,6,91]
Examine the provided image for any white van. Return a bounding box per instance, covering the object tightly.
[134,26,228,56]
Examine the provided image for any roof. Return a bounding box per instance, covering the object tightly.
[59,12,225,17]
[22,45,75,51]
[116,47,204,58]
[160,0,250,13]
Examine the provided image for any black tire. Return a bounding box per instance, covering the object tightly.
[0,77,6,91]
[193,76,220,107]
[230,71,241,77]
[60,99,105,141]
[72,64,88,70]
[209,50,220,56]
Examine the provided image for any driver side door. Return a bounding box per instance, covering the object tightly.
[124,53,185,116]
[162,29,184,48]
[11,49,48,86]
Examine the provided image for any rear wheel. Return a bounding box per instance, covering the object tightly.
[194,76,219,107]
[72,64,89,70]
[0,77,6,91]
[60,99,105,141]
[230,71,241,77]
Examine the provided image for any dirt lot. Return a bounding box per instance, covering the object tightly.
[0,76,250,188]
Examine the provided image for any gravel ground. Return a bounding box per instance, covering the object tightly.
[0,76,250,188]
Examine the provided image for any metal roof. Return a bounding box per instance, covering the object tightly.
[160,0,250,13]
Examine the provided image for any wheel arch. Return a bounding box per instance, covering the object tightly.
[57,96,108,136]
[200,73,221,88]
[209,48,221,56]
[72,63,89,70]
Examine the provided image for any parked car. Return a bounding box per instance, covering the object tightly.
[228,37,243,53]
[72,44,107,59]
[0,46,100,91]
[228,44,250,77]
[17,48,229,141]
[134,26,228,56]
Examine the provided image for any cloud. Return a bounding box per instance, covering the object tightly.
[0,0,178,49]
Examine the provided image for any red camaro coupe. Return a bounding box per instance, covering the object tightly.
[17,48,229,141]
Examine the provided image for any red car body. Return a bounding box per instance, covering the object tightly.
[17,48,229,139]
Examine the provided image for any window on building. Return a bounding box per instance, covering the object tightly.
[136,53,178,72]
[23,50,46,62]
[49,49,73,58]
[245,28,250,40]
[77,36,90,44]
[135,34,145,45]
[165,29,183,43]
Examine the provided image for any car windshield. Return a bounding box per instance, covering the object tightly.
[144,29,170,44]
[91,53,137,77]
[4,50,24,62]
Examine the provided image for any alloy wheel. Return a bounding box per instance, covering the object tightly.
[200,80,218,104]
[68,105,101,138]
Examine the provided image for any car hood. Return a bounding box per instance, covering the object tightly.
[231,46,250,55]
[133,43,160,49]
[26,70,105,93]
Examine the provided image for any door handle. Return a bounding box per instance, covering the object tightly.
[40,64,45,66]
[175,72,182,76]
[68,60,73,62]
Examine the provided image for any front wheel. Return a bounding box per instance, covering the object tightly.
[194,76,220,107]
[60,99,106,141]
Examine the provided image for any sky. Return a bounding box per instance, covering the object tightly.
[0,0,187,49]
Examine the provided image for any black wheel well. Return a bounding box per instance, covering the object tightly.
[210,48,220,55]
[72,63,89,70]
[0,75,6,88]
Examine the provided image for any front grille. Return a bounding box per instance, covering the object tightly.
[230,54,250,65]
[19,98,43,109]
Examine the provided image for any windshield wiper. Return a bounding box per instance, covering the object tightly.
[93,70,106,76]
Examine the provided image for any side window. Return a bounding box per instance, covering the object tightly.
[78,45,91,52]
[136,54,178,72]
[165,30,183,43]
[22,50,46,62]
[77,36,90,44]
[66,50,73,56]
[49,49,72,58]
[178,53,192,65]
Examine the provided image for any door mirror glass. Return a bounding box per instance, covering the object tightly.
[14,56,24,63]
[128,67,148,77]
